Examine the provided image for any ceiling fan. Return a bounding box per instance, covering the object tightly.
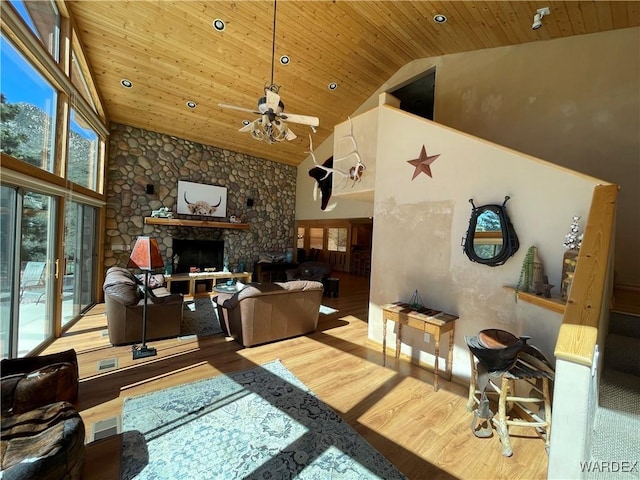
[218,0,319,144]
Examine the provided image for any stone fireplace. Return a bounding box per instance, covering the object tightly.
[171,239,224,274]
[104,123,297,275]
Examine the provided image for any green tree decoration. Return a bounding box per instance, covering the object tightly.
[515,246,537,300]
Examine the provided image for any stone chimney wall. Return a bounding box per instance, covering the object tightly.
[105,123,296,273]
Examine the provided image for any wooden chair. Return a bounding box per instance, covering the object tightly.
[466,346,554,457]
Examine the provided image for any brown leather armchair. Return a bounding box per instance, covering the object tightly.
[103,266,183,345]
[1,349,85,480]
[214,281,323,347]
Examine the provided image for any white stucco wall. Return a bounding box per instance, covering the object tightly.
[367,105,608,381]
[295,27,638,285]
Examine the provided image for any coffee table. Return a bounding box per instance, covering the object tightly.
[213,283,245,294]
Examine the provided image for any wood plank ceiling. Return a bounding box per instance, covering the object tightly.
[67,1,638,167]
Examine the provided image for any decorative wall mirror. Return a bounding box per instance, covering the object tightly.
[463,196,519,267]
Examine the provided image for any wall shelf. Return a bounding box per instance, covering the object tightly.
[503,286,566,314]
[144,217,249,230]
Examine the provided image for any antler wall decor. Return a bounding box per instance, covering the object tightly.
[333,117,366,189]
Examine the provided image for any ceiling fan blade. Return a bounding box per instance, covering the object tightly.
[265,89,281,112]
[279,112,319,127]
[219,103,260,115]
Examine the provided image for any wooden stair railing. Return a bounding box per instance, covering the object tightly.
[548,183,617,480]
[554,183,618,367]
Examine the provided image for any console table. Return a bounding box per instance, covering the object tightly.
[381,302,458,391]
[165,271,251,296]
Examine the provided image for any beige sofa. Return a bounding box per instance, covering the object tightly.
[214,281,324,347]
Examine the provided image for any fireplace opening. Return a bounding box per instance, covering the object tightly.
[172,239,224,274]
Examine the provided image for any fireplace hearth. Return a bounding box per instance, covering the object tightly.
[172,239,224,274]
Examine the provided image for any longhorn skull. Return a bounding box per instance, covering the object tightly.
[184,192,222,216]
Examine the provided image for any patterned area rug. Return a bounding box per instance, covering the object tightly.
[181,297,222,337]
[120,360,406,480]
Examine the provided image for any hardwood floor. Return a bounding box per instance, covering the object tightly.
[43,272,548,479]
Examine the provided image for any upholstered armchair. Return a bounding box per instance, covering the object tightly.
[1,349,85,480]
[103,266,183,345]
[214,281,324,347]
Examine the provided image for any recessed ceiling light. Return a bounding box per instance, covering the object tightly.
[328,82,338,91]
[279,55,290,65]
[212,19,225,31]
[242,120,251,126]
[433,14,447,23]
[186,101,197,109]
[121,79,133,88]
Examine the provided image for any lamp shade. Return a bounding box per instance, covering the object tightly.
[127,236,164,271]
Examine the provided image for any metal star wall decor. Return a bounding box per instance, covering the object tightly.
[407,145,441,180]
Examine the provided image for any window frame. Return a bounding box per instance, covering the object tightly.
[0,0,108,356]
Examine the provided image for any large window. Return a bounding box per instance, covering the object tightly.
[1,0,107,357]
[8,0,60,61]
[327,228,347,252]
[71,50,96,111]
[309,228,324,250]
[68,108,99,189]
[0,34,57,172]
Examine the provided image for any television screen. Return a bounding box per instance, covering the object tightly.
[172,239,224,273]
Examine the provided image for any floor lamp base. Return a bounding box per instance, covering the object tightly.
[132,345,157,360]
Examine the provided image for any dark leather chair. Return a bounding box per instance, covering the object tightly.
[1,349,85,480]
[285,261,331,282]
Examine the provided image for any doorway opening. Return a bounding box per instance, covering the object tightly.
[390,68,436,120]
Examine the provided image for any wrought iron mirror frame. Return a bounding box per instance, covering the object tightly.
[463,196,519,267]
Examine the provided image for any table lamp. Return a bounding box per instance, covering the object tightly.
[127,236,164,359]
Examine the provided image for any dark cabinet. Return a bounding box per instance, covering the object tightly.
[253,262,297,283]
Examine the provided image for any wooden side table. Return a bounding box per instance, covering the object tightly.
[381,303,458,391]
[165,271,251,296]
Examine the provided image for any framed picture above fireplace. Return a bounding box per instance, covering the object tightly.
[177,180,227,218]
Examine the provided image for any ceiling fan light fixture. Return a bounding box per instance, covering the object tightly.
[250,117,289,144]
[219,0,316,144]
[212,19,225,32]
[328,82,338,91]
[186,101,197,109]
[242,120,251,126]
[121,79,133,88]
[433,14,447,23]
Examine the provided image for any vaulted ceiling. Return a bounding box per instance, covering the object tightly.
[67,1,638,167]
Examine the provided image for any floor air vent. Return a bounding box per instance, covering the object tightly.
[91,416,121,441]
[97,358,118,372]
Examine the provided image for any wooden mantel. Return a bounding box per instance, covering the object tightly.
[144,217,249,230]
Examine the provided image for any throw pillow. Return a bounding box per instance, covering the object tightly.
[149,287,170,298]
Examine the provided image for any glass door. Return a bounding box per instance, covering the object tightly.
[17,190,56,356]
[62,201,97,326]
[0,186,17,359]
